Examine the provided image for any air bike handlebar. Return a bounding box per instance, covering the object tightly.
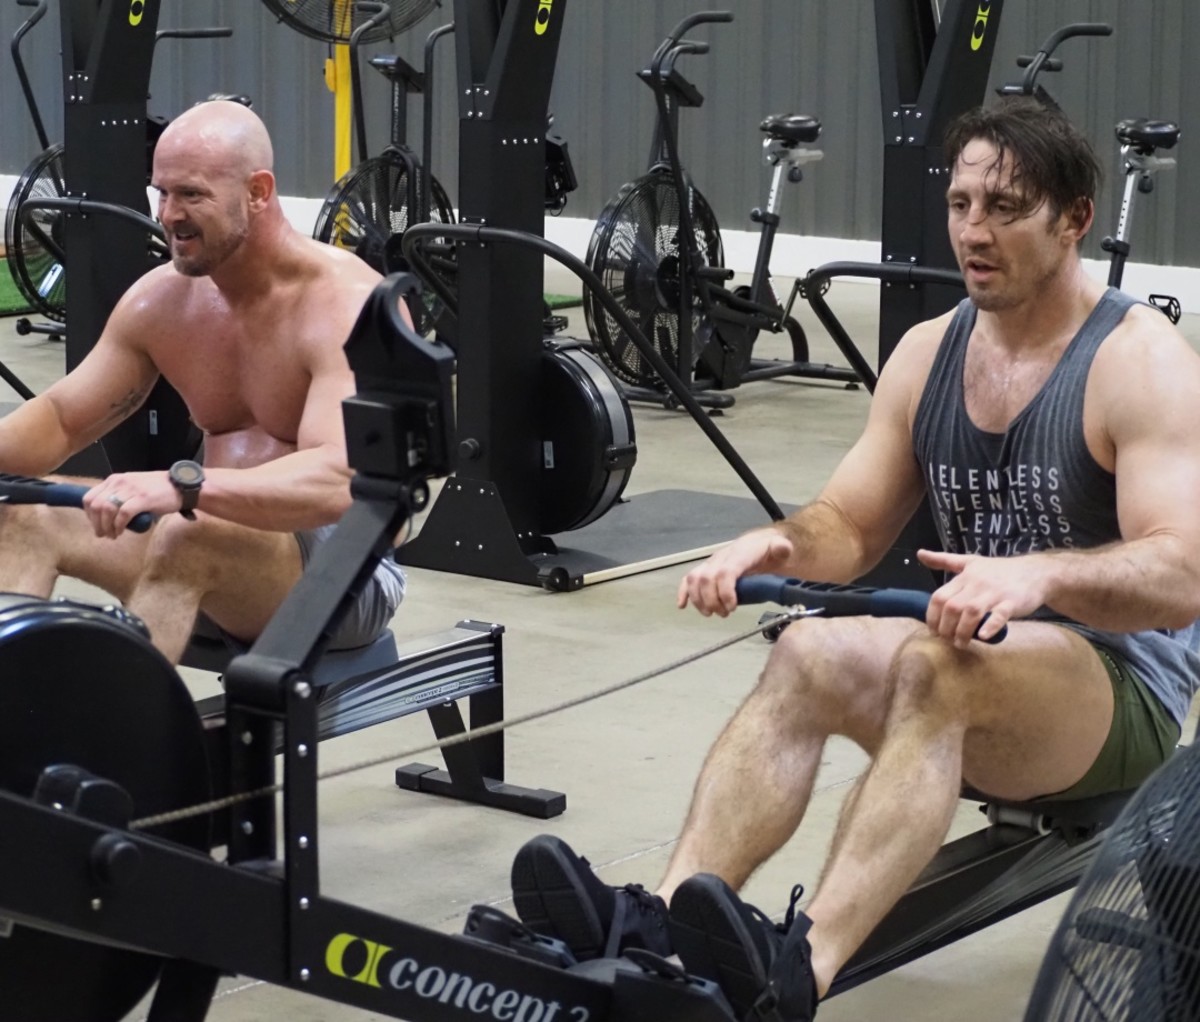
[652,10,730,76]
[658,10,732,53]
[734,575,1008,644]
[1001,22,1113,97]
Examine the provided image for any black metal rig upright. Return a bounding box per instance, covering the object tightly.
[399,0,574,587]
[58,0,192,473]
[875,0,1005,367]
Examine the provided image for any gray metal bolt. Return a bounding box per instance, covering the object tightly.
[297,743,309,758]
[300,968,311,982]
[241,820,254,835]
[91,898,102,911]
[299,836,309,850]
[241,730,253,745]
[293,681,312,700]
[299,897,310,910]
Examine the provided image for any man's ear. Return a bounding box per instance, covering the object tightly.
[1064,196,1095,244]
[247,169,276,212]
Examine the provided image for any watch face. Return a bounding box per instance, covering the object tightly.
[172,461,204,486]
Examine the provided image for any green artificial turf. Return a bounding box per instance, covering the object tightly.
[0,257,32,316]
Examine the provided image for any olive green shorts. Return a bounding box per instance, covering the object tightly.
[1044,643,1180,801]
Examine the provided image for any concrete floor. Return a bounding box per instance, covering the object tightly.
[1,271,1197,1022]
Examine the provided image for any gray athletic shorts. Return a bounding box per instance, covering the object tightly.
[196,523,406,652]
[296,524,407,649]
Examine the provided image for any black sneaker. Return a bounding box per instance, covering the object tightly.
[510,834,672,960]
[670,873,818,1021]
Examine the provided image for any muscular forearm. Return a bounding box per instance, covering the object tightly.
[771,499,871,584]
[197,447,353,532]
[1038,535,1200,632]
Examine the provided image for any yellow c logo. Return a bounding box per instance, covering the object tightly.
[534,0,554,36]
[325,933,392,988]
[970,2,991,51]
[129,0,145,26]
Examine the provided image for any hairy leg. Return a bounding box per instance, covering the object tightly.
[655,617,919,902]
[819,774,866,889]
[0,498,302,664]
[0,500,148,599]
[126,513,302,663]
[804,624,1114,995]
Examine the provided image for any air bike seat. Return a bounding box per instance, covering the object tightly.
[759,113,821,145]
[1115,117,1180,155]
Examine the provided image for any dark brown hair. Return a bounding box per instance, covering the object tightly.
[944,96,1101,223]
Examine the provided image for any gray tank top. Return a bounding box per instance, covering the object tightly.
[912,288,1200,726]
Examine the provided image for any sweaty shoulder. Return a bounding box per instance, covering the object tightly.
[1092,301,1200,393]
[876,306,957,426]
[1089,299,1200,443]
[304,236,381,293]
[103,262,198,348]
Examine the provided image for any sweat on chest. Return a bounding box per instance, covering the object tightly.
[159,345,310,438]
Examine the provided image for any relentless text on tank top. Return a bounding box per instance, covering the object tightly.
[911,289,1200,727]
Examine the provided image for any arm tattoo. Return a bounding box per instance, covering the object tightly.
[105,385,151,426]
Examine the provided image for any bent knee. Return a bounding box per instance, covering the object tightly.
[142,514,294,583]
[888,633,972,720]
[762,617,920,739]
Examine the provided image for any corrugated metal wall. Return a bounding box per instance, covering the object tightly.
[1,0,1195,264]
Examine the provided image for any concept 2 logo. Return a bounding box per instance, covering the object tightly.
[129,0,146,26]
[535,0,555,36]
[970,2,992,51]
[325,932,593,1020]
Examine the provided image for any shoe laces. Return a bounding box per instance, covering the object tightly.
[619,882,664,921]
[746,883,806,939]
[780,883,806,933]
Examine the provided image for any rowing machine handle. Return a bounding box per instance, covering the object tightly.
[48,484,155,534]
[734,575,1007,644]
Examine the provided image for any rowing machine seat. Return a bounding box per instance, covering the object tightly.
[180,628,400,688]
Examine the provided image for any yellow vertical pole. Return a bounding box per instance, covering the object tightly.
[324,0,354,180]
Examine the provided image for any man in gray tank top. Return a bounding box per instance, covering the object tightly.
[506,98,1200,1019]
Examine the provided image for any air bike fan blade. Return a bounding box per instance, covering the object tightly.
[4,144,67,323]
[1025,741,1200,1021]
[313,153,456,337]
[583,169,723,389]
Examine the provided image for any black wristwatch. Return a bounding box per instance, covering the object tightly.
[168,459,205,520]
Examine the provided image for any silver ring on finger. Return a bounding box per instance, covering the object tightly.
[106,494,125,508]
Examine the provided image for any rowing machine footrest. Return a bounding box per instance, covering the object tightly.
[462,904,578,968]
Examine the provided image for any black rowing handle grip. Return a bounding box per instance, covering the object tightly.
[49,483,156,534]
[735,575,1007,644]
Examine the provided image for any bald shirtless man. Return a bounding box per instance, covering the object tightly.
[507,97,1200,1019]
[0,100,406,664]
